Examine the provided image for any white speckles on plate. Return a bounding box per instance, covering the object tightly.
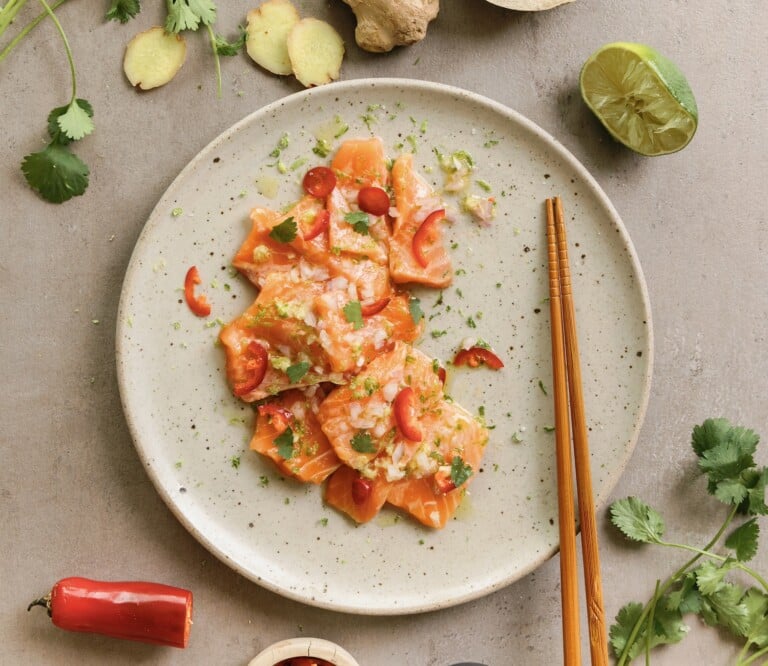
[115,79,653,615]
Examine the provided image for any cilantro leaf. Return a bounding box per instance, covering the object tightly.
[609,601,643,658]
[742,588,768,648]
[344,211,371,235]
[343,301,364,330]
[56,99,95,142]
[47,99,94,145]
[269,217,297,243]
[695,560,736,595]
[285,361,311,384]
[725,518,760,561]
[609,600,688,660]
[666,573,702,614]
[213,28,245,56]
[692,417,734,457]
[703,580,750,636]
[740,467,768,516]
[408,297,424,324]
[609,496,665,543]
[165,0,216,33]
[450,456,472,487]
[351,431,376,453]
[274,427,295,460]
[106,0,141,23]
[21,144,89,203]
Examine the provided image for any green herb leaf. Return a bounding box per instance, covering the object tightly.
[609,600,688,660]
[47,99,94,145]
[450,456,472,487]
[213,28,246,56]
[106,0,141,23]
[344,211,371,235]
[274,427,295,459]
[742,588,768,648]
[609,496,665,543]
[725,518,760,561]
[609,602,643,659]
[343,301,364,330]
[21,144,89,203]
[703,579,751,636]
[286,361,311,384]
[351,431,376,453]
[165,0,216,33]
[269,217,298,243]
[408,297,424,324]
[56,99,95,142]
[695,560,736,595]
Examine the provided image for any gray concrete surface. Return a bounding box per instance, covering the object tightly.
[1,1,766,664]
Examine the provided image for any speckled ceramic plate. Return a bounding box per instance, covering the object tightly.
[116,78,653,615]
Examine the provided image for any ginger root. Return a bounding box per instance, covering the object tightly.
[341,0,439,53]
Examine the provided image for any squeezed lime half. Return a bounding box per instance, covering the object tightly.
[580,42,698,156]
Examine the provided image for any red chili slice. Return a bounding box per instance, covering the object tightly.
[257,403,293,433]
[233,341,268,396]
[393,387,423,442]
[351,475,373,505]
[27,577,193,648]
[360,297,391,317]
[357,186,390,216]
[437,365,447,385]
[302,166,336,198]
[453,346,505,370]
[433,468,456,495]
[412,208,445,268]
[183,266,211,317]
[303,209,330,241]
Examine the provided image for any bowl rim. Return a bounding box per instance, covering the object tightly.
[247,637,360,666]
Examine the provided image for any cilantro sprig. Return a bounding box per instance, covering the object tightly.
[609,418,768,665]
[3,0,95,203]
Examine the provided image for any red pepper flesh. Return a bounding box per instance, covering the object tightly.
[257,403,293,433]
[302,166,336,198]
[360,297,391,317]
[393,386,423,442]
[30,577,193,648]
[433,468,456,495]
[184,266,211,317]
[357,186,390,216]
[303,209,330,241]
[453,346,505,370]
[412,209,445,268]
[351,475,373,505]
[233,341,268,396]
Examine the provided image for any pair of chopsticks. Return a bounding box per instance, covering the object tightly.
[546,197,609,666]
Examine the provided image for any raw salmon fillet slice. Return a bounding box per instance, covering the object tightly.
[389,153,452,288]
[323,464,393,524]
[386,401,488,528]
[250,388,341,484]
[220,274,422,401]
[327,138,390,263]
[318,341,444,476]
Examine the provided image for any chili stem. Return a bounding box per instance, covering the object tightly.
[0,0,67,63]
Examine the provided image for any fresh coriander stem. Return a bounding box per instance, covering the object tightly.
[36,0,76,102]
[206,23,222,99]
[616,505,740,666]
[658,540,768,592]
[0,0,28,35]
[0,0,67,63]
[739,644,768,666]
[645,580,661,666]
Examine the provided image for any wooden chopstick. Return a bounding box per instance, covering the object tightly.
[547,197,610,666]
[546,198,582,666]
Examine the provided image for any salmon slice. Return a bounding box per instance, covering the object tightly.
[221,275,422,400]
[314,287,423,374]
[323,464,393,524]
[331,137,389,189]
[386,402,488,529]
[234,198,390,301]
[250,388,341,484]
[389,153,452,288]
[219,274,342,401]
[233,197,326,287]
[317,341,445,475]
[327,138,390,264]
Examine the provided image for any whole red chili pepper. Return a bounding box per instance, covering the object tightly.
[28,577,193,648]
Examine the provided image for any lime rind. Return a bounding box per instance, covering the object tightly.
[580,42,698,156]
